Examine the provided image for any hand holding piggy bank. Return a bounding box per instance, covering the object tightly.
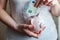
[30,14,46,34]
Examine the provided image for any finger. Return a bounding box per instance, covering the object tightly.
[46,1,53,6]
[43,0,48,4]
[44,2,49,5]
[38,0,43,7]
[29,25,34,30]
[34,0,41,7]
[23,24,29,28]
[23,29,38,38]
[24,24,32,28]
[24,24,34,30]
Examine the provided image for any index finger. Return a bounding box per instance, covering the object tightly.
[34,0,43,7]
[43,0,48,4]
[34,0,41,7]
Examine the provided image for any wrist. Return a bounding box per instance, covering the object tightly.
[12,23,19,30]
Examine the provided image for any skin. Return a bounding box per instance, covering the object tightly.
[0,6,40,38]
[0,0,60,38]
[0,0,46,38]
[36,0,60,16]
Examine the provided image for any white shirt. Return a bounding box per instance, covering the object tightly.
[7,0,57,40]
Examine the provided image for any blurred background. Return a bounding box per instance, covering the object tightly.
[0,0,60,40]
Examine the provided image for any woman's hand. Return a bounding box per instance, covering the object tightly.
[13,24,39,38]
[34,0,54,7]
[34,0,43,7]
[13,24,46,38]
[23,26,46,38]
[43,0,53,6]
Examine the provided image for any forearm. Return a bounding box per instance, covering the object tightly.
[51,0,60,16]
[0,7,30,29]
[0,7,17,29]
